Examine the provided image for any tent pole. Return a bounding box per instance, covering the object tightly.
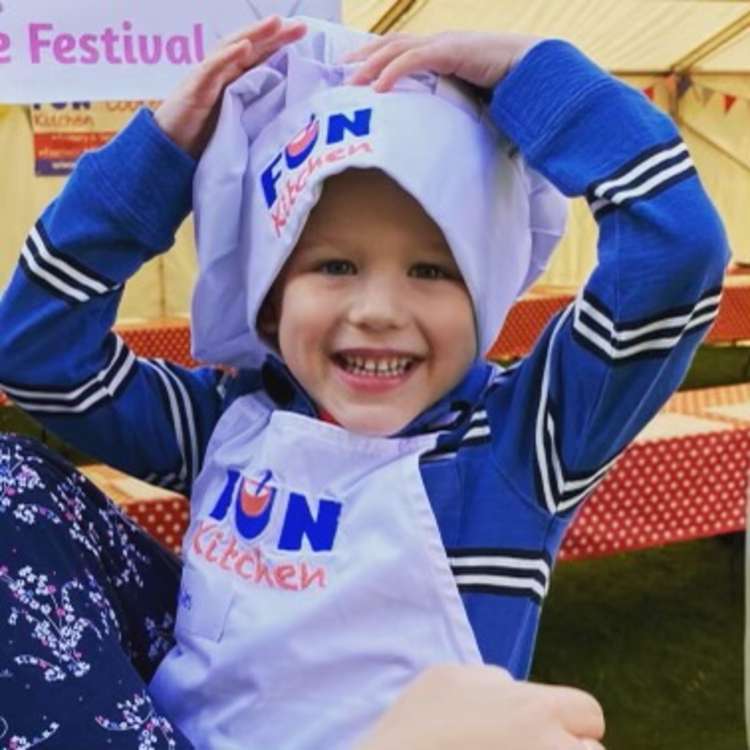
[678,119,750,176]
[370,0,420,33]
[158,256,167,318]
[671,10,750,72]
[613,70,750,78]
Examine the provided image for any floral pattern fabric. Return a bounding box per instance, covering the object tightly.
[0,435,194,749]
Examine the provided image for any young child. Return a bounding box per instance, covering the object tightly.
[0,13,727,750]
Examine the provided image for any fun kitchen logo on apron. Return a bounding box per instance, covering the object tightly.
[189,469,343,591]
[260,107,373,237]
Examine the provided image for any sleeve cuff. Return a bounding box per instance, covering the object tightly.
[83,107,197,251]
[489,40,613,162]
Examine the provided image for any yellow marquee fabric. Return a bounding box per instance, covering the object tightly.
[344,0,750,74]
[1,1,748,316]
[0,106,195,320]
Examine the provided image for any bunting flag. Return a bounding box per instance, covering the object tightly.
[723,94,737,114]
[636,75,749,117]
[676,75,693,100]
[697,85,715,106]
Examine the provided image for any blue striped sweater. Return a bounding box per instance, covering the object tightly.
[0,40,729,678]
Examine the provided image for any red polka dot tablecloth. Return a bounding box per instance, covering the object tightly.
[116,318,198,368]
[6,317,750,559]
[98,382,750,559]
[560,425,750,560]
[107,418,750,560]
[125,498,189,553]
[79,463,189,555]
[489,293,571,359]
[487,281,750,359]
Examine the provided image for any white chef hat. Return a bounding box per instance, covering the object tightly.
[191,17,568,369]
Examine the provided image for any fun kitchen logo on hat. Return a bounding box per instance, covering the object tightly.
[260,107,373,237]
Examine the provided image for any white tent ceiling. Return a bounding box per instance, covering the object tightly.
[343,1,750,74]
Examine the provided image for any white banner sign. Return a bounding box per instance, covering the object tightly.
[0,0,341,103]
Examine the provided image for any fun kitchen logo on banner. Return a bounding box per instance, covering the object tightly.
[31,101,161,176]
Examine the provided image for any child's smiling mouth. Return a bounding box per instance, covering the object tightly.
[331,349,421,390]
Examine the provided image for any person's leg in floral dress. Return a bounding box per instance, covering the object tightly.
[0,434,194,749]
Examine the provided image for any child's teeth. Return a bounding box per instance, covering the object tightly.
[339,354,414,376]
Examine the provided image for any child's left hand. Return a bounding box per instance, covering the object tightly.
[154,15,306,158]
[344,30,541,93]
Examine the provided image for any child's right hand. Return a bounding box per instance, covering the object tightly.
[356,664,606,750]
[154,16,306,158]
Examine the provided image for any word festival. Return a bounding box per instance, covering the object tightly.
[0,20,206,66]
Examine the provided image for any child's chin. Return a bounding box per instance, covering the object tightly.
[337,407,413,437]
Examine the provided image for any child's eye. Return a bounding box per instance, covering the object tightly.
[317,260,356,275]
[409,264,451,280]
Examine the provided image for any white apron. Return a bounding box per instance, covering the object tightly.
[150,394,481,750]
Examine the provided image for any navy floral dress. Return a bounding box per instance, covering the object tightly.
[0,434,194,749]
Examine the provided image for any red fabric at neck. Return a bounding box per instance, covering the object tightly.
[318,408,340,425]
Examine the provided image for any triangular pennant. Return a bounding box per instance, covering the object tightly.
[676,75,692,100]
[698,85,714,106]
[643,85,655,101]
[723,94,737,114]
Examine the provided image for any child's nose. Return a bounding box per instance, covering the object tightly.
[346,277,408,331]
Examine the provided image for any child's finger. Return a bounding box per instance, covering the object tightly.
[347,37,424,84]
[372,45,449,91]
[548,686,605,740]
[224,15,283,47]
[342,32,411,63]
[187,21,306,109]
[190,38,253,98]
[248,20,307,60]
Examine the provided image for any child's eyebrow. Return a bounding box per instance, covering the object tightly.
[292,239,348,258]
[294,234,455,259]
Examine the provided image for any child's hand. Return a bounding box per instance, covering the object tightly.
[154,16,306,158]
[344,31,540,93]
[356,664,606,750]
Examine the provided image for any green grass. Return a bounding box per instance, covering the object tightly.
[531,535,745,750]
[680,345,750,390]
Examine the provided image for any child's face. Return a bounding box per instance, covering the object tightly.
[261,169,477,435]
